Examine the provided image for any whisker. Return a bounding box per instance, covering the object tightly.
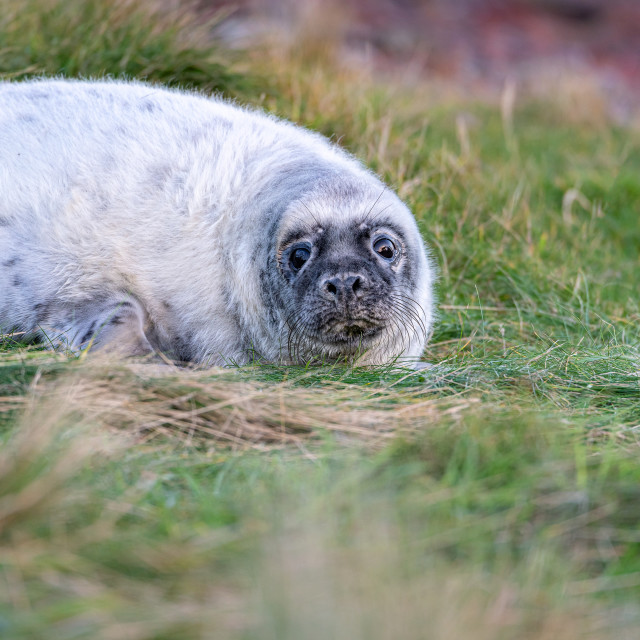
[388,293,428,338]
[387,297,424,341]
[390,309,424,348]
[299,200,321,228]
[387,307,412,353]
[367,203,394,228]
[383,314,407,360]
[362,187,386,225]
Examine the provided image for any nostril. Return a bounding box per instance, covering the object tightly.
[323,275,365,299]
[345,275,364,298]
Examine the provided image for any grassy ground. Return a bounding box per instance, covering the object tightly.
[1,1,640,638]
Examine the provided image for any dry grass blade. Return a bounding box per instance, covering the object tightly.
[0,383,125,534]
[0,361,476,449]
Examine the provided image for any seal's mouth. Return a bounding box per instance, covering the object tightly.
[322,319,383,344]
[285,314,387,362]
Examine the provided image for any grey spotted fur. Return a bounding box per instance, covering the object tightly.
[0,79,435,366]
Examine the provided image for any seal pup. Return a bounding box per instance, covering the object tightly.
[0,79,435,367]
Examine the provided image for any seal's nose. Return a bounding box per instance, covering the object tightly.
[322,274,365,301]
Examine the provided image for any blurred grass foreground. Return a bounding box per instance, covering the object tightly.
[1,0,640,638]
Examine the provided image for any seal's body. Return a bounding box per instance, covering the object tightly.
[0,79,434,366]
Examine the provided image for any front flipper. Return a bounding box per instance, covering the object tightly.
[46,298,155,357]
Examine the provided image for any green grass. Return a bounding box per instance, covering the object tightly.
[0,0,253,96]
[2,1,640,638]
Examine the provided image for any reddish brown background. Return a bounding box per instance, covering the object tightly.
[203,0,640,95]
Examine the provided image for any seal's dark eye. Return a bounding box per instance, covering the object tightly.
[290,247,311,271]
[373,237,396,261]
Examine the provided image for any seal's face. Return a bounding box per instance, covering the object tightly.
[276,197,428,364]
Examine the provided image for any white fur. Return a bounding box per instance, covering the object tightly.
[0,79,435,365]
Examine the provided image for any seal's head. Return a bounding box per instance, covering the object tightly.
[271,178,435,366]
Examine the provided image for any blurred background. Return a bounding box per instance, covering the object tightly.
[203,0,640,118]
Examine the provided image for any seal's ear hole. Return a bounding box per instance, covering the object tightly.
[290,246,311,271]
[373,236,396,261]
